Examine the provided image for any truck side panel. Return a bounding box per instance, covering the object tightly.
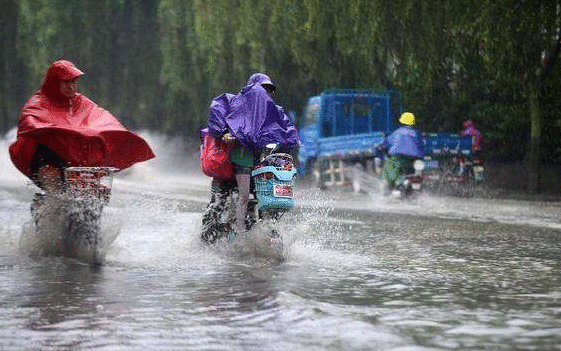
[423,133,472,156]
[318,133,386,158]
[318,93,395,138]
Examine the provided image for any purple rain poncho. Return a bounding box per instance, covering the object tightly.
[205,75,299,153]
[383,126,425,159]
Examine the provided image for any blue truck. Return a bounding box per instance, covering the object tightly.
[297,89,473,190]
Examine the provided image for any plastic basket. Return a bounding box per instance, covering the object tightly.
[65,167,117,202]
[254,173,294,210]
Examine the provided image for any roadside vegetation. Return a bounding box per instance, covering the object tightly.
[1,0,559,193]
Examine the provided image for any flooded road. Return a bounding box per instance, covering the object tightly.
[1,136,561,350]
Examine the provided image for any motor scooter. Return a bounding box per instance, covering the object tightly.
[374,148,427,198]
[452,154,484,185]
[30,167,117,264]
[438,154,485,197]
[200,144,296,245]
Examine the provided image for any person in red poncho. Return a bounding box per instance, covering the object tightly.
[9,60,155,193]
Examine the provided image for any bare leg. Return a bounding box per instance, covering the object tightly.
[235,173,251,236]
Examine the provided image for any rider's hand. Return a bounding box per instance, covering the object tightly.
[222,132,235,144]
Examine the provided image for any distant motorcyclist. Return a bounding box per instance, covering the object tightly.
[460,119,483,157]
[380,112,425,192]
[458,119,484,183]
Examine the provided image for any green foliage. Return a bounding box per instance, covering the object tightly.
[158,0,208,133]
[0,0,21,129]
[2,0,560,172]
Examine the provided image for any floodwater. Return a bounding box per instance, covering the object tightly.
[1,134,561,351]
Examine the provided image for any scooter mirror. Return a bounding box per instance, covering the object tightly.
[265,143,278,152]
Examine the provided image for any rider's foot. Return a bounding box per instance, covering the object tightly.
[228,229,237,243]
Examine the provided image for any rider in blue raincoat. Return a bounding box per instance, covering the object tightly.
[381,112,425,191]
[201,73,299,243]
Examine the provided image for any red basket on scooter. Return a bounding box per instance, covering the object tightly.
[65,167,117,203]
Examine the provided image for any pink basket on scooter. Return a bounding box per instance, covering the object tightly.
[65,167,117,203]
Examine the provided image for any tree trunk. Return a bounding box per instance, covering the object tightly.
[527,81,541,193]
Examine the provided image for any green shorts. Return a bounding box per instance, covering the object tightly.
[230,146,255,174]
[382,154,415,187]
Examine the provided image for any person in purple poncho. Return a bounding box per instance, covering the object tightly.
[381,112,425,192]
[201,73,299,243]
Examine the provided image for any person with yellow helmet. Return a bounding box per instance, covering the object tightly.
[380,112,425,192]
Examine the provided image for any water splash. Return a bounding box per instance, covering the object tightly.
[18,195,123,264]
[1,128,28,185]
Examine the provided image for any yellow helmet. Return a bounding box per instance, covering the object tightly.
[399,112,415,126]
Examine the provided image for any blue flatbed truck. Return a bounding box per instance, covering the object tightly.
[297,89,472,189]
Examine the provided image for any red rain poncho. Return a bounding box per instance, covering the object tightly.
[9,60,155,180]
[460,119,483,153]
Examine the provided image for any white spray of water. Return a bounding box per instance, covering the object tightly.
[1,129,355,265]
[1,127,28,185]
[117,132,346,264]
[18,196,123,264]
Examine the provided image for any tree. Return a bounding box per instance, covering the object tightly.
[159,0,209,133]
[468,0,561,192]
[0,0,22,131]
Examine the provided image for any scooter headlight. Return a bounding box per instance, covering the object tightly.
[413,159,425,172]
